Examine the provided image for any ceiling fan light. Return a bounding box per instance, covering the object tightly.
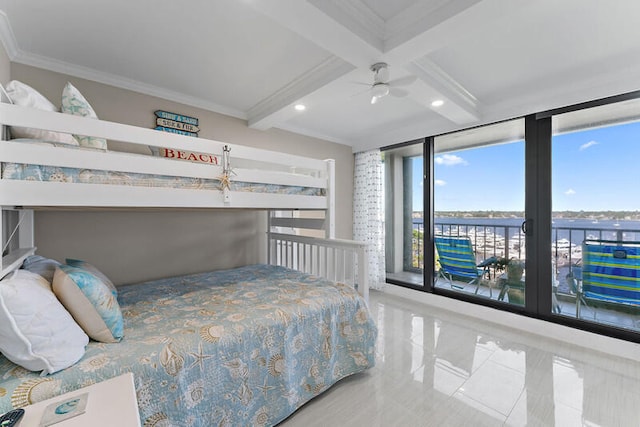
[371,83,390,99]
[431,99,444,107]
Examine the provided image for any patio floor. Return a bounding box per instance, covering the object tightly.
[387,271,639,332]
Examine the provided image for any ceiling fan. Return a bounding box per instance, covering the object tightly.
[357,62,417,104]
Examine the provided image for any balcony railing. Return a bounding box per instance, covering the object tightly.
[411,218,640,296]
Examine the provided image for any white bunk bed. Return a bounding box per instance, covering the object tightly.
[0,100,375,426]
[0,102,368,298]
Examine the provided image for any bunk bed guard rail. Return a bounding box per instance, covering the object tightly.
[267,232,369,301]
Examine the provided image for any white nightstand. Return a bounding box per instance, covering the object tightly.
[18,373,141,427]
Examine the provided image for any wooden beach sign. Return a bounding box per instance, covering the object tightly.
[156,117,200,133]
[154,110,200,137]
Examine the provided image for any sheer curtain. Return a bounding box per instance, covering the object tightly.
[353,149,385,291]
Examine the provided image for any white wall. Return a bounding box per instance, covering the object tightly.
[9,63,354,285]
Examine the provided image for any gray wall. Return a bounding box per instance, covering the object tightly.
[0,45,8,85]
[9,63,354,285]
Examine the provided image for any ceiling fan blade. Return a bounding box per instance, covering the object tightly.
[351,81,372,86]
[350,88,372,98]
[387,75,417,87]
[371,95,379,104]
[389,87,409,98]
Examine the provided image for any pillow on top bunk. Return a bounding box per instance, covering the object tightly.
[5,80,79,146]
[61,82,108,150]
[53,265,124,343]
[65,258,117,297]
[21,255,62,283]
[0,270,89,374]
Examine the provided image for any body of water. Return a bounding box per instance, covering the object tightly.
[428,217,640,243]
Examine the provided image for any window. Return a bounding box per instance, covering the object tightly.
[384,142,425,287]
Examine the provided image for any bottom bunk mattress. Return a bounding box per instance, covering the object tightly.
[0,264,377,426]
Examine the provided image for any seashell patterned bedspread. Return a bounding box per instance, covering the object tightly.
[0,264,377,426]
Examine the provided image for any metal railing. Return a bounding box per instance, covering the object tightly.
[410,218,640,295]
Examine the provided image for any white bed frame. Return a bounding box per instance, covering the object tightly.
[0,103,368,299]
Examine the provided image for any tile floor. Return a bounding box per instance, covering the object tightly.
[280,290,640,426]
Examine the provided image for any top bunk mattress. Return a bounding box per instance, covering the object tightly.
[0,264,377,426]
[1,162,325,196]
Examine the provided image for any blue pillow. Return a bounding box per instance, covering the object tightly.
[52,265,123,343]
[66,259,117,297]
[22,255,61,283]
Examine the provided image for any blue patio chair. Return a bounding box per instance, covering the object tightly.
[580,240,640,320]
[434,236,495,297]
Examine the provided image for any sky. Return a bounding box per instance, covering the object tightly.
[411,120,640,212]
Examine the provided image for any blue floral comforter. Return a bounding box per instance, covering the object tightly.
[0,265,377,426]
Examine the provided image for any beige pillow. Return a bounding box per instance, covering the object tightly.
[52,266,123,343]
[6,80,79,146]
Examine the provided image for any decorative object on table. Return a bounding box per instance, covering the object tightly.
[495,257,525,304]
[40,393,88,426]
[154,110,199,137]
[0,408,24,427]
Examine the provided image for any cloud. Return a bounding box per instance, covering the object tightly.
[579,140,598,151]
[565,188,576,195]
[434,154,468,166]
[435,179,446,186]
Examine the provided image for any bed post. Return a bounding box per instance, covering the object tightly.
[267,210,272,266]
[1,208,36,279]
[325,159,335,239]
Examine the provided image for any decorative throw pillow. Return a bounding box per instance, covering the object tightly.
[61,82,108,150]
[21,255,62,283]
[0,270,88,374]
[53,265,124,343]
[5,80,78,146]
[65,259,117,297]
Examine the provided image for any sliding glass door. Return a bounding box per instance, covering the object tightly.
[433,119,526,306]
[383,92,640,341]
[551,98,640,332]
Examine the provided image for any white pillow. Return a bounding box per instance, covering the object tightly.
[0,270,88,374]
[61,82,108,150]
[5,80,78,146]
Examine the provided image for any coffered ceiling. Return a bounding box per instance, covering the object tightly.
[1,0,640,152]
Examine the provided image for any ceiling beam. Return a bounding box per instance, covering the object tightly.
[245,0,385,130]
[247,57,355,130]
[246,0,487,133]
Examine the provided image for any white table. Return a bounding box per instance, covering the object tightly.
[18,373,141,427]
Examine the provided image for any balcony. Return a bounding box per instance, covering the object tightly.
[387,218,639,332]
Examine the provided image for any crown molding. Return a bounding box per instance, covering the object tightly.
[309,0,385,52]
[275,122,352,147]
[12,50,247,119]
[411,57,478,111]
[248,56,355,130]
[0,11,246,120]
[385,0,482,51]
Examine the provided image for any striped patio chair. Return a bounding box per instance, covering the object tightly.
[581,240,640,320]
[434,236,495,296]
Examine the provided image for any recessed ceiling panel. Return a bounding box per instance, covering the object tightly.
[425,1,640,106]
[360,0,423,21]
[0,0,333,112]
